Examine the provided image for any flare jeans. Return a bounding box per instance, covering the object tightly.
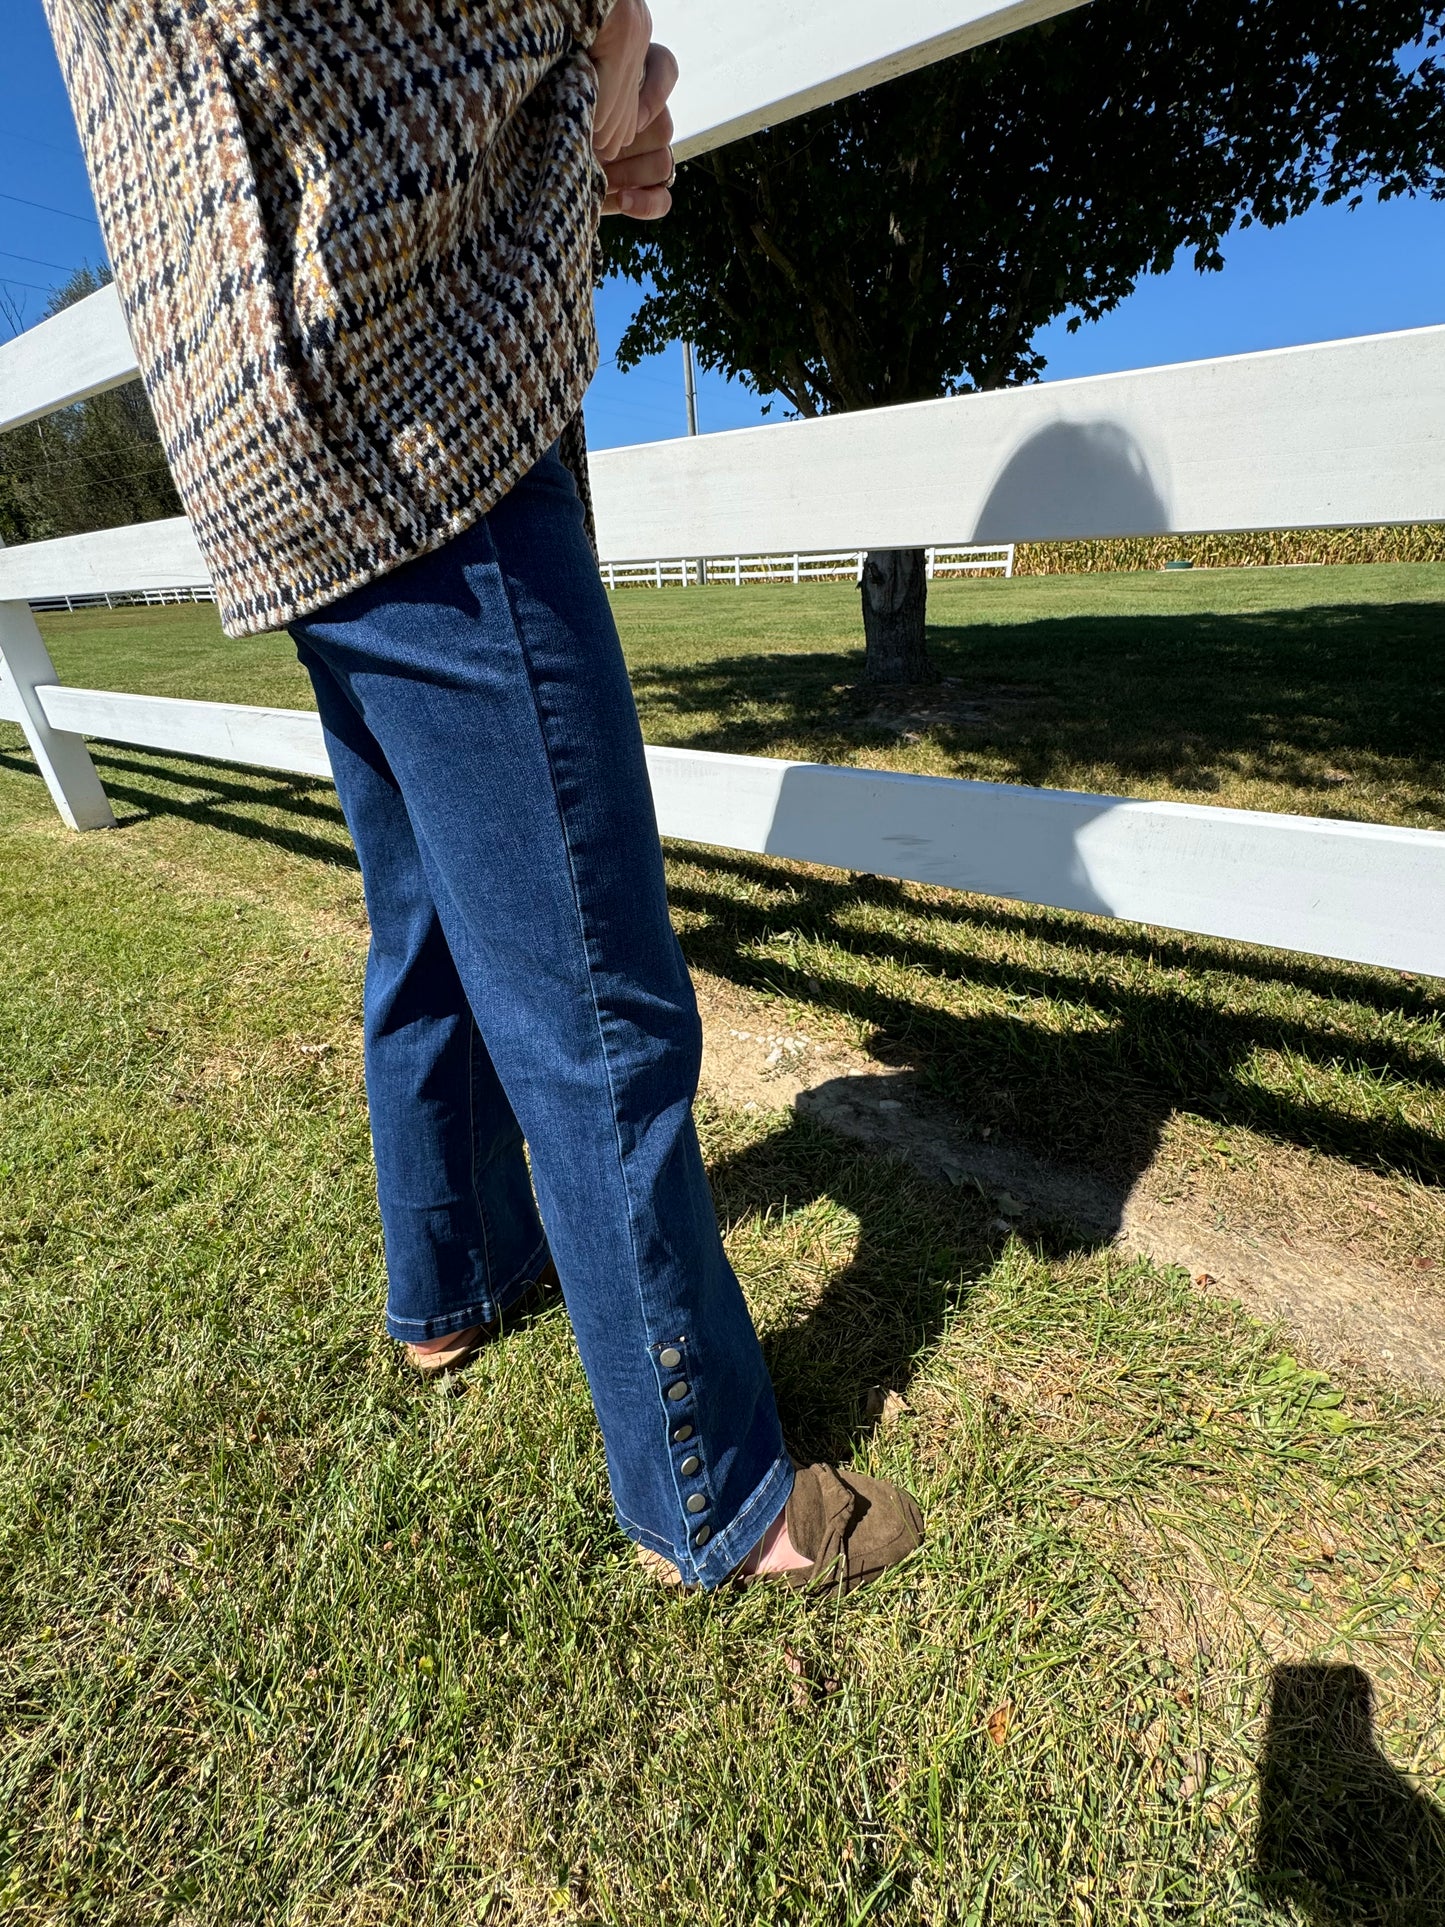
[290,445,792,1588]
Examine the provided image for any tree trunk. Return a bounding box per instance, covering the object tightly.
[860,548,937,684]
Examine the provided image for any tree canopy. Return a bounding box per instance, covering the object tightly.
[601,0,1445,414]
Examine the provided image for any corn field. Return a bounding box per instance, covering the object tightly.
[1011,522,1445,576]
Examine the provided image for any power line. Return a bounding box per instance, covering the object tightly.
[0,247,77,274]
[0,189,101,226]
[0,127,82,159]
[0,273,55,294]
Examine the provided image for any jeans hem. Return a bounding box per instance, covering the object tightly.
[384,1235,550,1341]
[691,1453,796,1592]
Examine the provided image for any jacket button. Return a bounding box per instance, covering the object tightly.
[659,1347,683,1369]
[693,1526,712,1547]
[685,1493,707,1514]
[671,1424,694,1443]
[680,1455,701,1476]
[666,1380,689,1401]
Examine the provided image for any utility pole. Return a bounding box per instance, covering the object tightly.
[682,340,706,585]
[682,338,700,436]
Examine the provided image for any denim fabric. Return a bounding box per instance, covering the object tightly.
[290,445,792,1588]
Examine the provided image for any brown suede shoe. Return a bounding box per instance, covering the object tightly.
[766,1462,924,1593]
[402,1260,557,1377]
[637,1462,924,1594]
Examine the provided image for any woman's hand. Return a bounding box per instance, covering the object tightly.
[601,102,674,218]
[589,0,677,220]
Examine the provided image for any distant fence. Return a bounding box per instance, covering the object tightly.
[601,544,1014,589]
[29,584,215,614]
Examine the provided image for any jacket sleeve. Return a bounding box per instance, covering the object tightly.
[557,0,618,48]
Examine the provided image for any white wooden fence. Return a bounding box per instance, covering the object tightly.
[29,585,216,614]
[3,0,1445,975]
[600,545,1015,588]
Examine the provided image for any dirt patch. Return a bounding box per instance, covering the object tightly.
[851,677,1040,743]
[696,974,1445,1395]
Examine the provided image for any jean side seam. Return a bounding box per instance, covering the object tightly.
[465,1016,498,1323]
[487,537,658,1336]
[490,546,703,1556]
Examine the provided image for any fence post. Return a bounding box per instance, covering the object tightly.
[0,598,115,831]
[1005,545,1015,579]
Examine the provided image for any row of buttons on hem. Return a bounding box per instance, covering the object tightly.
[660,1348,711,1547]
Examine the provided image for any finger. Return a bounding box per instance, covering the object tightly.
[601,184,673,220]
[592,75,641,164]
[589,1,653,159]
[624,104,673,159]
[603,143,673,193]
[594,113,640,165]
[635,44,679,137]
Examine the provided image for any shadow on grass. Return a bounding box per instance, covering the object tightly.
[6,718,1440,1207]
[627,599,1445,805]
[0,742,357,871]
[672,849,1445,1188]
[702,1107,1039,1463]
[1254,1664,1445,1925]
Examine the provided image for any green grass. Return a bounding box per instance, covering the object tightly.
[2,569,1444,1925]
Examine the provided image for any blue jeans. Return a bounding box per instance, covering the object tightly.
[290,446,792,1587]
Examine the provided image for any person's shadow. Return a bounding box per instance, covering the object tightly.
[1254,1664,1445,1924]
[702,1101,1083,1464]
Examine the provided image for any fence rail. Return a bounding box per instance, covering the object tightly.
[600,545,1015,589]
[1,657,1441,973]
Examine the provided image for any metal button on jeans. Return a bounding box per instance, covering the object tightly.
[659,1347,683,1369]
[685,1493,707,1514]
[693,1526,712,1547]
[666,1380,689,1401]
[679,1454,701,1476]
[671,1424,694,1443]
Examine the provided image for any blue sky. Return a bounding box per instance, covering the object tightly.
[7,1,1444,450]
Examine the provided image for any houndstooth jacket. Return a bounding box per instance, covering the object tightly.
[44,1,613,636]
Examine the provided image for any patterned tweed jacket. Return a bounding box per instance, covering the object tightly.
[44,1,613,637]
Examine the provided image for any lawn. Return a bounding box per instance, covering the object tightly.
[1,566,1443,1925]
